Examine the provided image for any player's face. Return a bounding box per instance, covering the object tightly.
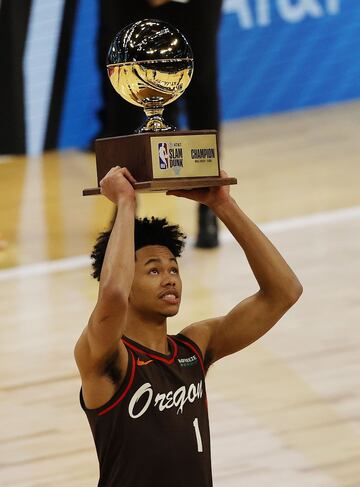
[129,245,182,318]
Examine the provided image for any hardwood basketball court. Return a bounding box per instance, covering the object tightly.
[0,101,359,486]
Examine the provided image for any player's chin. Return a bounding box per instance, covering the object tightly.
[159,302,180,317]
[165,308,180,317]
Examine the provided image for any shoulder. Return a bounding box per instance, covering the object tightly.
[178,317,222,371]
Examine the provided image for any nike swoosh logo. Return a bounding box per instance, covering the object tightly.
[137,358,154,367]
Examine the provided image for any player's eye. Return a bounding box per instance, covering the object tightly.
[149,268,159,275]
[170,268,178,274]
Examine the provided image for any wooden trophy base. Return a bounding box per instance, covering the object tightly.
[83,130,237,195]
[83,176,237,195]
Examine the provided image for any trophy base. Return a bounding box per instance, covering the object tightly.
[83,176,237,196]
[82,130,238,196]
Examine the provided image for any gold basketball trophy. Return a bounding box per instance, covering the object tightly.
[83,19,237,195]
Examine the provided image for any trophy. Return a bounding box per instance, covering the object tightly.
[83,19,237,195]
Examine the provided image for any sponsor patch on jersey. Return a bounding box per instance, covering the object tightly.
[177,355,198,367]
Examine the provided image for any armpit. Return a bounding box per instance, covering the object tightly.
[204,349,214,375]
[103,349,122,386]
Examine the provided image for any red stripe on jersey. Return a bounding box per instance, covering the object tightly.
[174,337,205,375]
[122,336,178,364]
[98,350,136,416]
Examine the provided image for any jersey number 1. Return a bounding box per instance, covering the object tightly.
[193,418,203,453]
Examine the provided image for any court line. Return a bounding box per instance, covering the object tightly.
[255,205,360,233]
[0,157,13,165]
[0,255,90,281]
[0,205,359,281]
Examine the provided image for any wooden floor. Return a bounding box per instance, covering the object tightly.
[1,101,360,486]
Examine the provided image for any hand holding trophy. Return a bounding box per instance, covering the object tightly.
[83,19,237,195]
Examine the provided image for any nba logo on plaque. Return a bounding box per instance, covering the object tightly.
[158,143,169,170]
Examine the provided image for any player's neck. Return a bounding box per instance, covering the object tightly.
[125,308,169,354]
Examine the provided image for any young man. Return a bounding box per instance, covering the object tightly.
[74,166,303,487]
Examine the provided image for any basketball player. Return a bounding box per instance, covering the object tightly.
[74,166,303,487]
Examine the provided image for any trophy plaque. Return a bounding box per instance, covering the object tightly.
[83,19,237,195]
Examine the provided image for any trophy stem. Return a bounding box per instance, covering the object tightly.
[136,106,175,133]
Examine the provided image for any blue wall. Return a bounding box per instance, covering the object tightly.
[59,0,360,149]
[219,0,360,118]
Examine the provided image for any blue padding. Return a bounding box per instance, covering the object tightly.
[58,0,101,150]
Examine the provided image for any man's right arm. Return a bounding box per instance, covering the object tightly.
[74,167,136,388]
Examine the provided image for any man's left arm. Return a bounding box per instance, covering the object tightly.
[171,180,303,365]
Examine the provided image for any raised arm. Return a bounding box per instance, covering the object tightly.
[74,167,136,397]
[168,172,303,366]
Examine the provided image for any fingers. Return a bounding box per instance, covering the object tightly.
[103,166,137,184]
[100,166,120,184]
[219,169,229,178]
[121,167,137,185]
[108,165,121,174]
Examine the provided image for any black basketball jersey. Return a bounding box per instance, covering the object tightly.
[80,334,213,487]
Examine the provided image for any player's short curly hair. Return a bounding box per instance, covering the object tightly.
[91,216,187,281]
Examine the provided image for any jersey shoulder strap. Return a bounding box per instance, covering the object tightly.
[172,333,205,374]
